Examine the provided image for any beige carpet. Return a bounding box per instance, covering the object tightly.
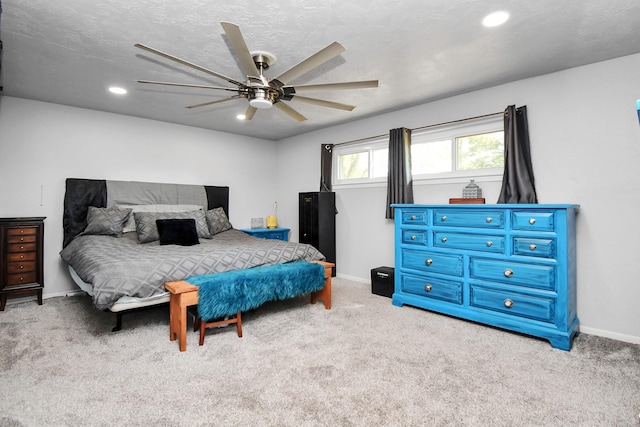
[0,278,639,426]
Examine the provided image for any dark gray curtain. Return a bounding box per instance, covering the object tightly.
[386,128,413,218]
[497,105,538,204]
[320,144,333,191]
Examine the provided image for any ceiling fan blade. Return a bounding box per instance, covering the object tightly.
[244,106,257,120]
[285,80,379,93]
[135,43,245,87]
[137,80,239,92]
[220,22,260,78]
[274,102,307,122]
[185,96,239,109]
[273,41,345,85]
[289,95,355,111]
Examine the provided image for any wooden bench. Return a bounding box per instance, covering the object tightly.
[165,261,334,352]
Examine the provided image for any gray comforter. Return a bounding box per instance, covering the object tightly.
[60,229,325,310]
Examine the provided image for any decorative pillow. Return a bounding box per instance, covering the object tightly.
[205,207,232,235]
[134,210,211,243]
[156,219,199,246]
[118,204,204,233]
[81,206,132,237]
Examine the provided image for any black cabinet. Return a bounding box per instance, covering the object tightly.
[299,192,336,276]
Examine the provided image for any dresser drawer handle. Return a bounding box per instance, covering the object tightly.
[20,237,25,241]
[441,215,447,221]
[486,217,492,223]
[529,244,537,250]
[20,230,25,234]
[20,265,24,269]
[410,235,416,240]
[504,299,514,308]
[504,269,514,278]
[529,218,536,225]
[425,258,433,266]
[410,215,416,220]
[424,284,433,292]
[486,241,493,247]
[441,237,447,243]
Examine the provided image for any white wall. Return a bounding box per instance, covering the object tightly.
[0,97,277,297]
[276,53,640,343]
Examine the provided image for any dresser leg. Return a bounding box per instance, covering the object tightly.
[0,295,6,311]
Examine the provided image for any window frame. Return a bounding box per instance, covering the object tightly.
[331,115,504,189]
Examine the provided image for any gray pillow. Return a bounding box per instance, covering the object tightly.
[134,210,211,243]
[205,207,232,235]
[82,206,132,237]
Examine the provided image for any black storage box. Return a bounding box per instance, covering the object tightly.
[371,266,394,298]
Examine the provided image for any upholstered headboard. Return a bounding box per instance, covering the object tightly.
[63,178,229,247]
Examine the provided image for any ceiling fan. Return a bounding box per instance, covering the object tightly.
[135,22,378,122]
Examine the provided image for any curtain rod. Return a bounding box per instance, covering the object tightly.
[331,110,504,147]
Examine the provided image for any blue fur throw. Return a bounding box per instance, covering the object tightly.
[188,261,326,322]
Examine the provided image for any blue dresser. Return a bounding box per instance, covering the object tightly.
[392,204,579,350]
[239,227,290,241]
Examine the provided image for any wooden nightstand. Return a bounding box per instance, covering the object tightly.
[239,227,290,241]
[0,217,45,310]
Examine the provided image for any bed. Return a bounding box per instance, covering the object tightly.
[60,178,326,330]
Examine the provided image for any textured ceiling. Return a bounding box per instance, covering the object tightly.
[2,0,640,140]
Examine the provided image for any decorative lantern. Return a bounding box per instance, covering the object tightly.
[462,180,482,198]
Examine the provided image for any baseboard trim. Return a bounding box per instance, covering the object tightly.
[335,273,369,284]
[579,326,640,345]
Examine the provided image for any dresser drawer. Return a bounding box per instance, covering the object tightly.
[7,272,38,285]
[401,210,428,225]
[469,258,556,291]
[401,273,463,304]
[434,232,505,254]
[7,243,37,253]
[470,285,555,323]
[402,229,428,245]
[7,261,36,274]
[512,211,555,231]
[433,210,504,229]
[7,252,36,262]
[513,237,556,259]
[401,249,463,277]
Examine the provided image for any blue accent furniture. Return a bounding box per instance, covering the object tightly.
[240,227,290,241]
[392,204,579,350]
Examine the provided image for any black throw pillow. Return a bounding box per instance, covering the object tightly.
[156,218,200,246]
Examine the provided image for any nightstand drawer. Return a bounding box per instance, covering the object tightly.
[8,243,37,253]
[7,272,38,286]
[7,233,37,244]
[7,261,36,274]
[513,237,556,259]
[7,252,36,262]
[401,249,463,277]
[469,258,555,291]
[434,232,505,254]
[470,285,555,323]
[512,211,555,231]
[7,227,37,237]
[433,210,504,229]
[401,273,463,304]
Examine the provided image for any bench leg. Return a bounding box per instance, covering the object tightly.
[311,266,332,309]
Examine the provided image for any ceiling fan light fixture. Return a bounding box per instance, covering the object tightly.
[249,88,274,109]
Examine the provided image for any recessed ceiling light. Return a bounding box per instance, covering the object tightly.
[236,114,246,120]
[482,11,509,27]
[108,86,127,95]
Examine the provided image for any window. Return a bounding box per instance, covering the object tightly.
[332,115,504,187]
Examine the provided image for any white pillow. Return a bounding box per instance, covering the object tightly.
[117,204,204,233]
